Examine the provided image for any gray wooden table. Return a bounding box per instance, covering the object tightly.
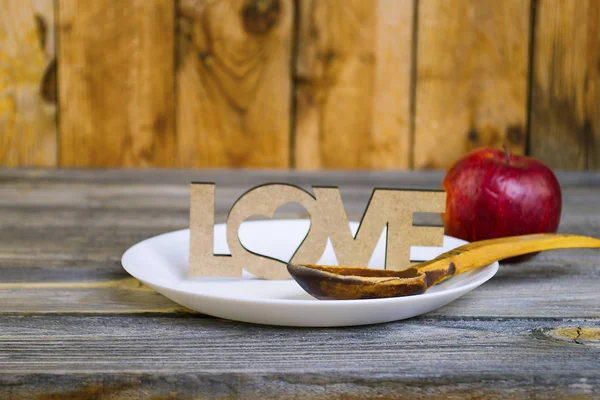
[1,168,599,399]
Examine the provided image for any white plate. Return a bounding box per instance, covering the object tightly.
[121,220,498,327]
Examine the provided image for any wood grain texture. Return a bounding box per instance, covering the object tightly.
[0,279,191,314]
[57,0,175,167]
[414,0,530,169]
[0,0,56,166]
[2,373,599,400]
[0,167,598,187]
[0,169,599,318]
[176,0,292,168]
[294,0,413,169]
[0,168,600,397]
[2,261,600,317]
[530,0,600,170]
[1,316,600,399]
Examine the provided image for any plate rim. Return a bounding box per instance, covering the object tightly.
[121,222,499,306]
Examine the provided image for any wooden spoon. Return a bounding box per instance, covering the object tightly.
[287,233,600,300]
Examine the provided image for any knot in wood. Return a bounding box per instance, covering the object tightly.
[506,124,524,145]
[241,0,281,36]
[535,326,600,346]
[467,128,479,143]
[40,59,57,104]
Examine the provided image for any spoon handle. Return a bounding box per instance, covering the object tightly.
[415,234,600,287]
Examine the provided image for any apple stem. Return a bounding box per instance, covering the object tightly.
[503,144,511,165]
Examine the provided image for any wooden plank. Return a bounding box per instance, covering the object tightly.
[0,178,598,218]
[595,5,600,171]
[414,0,530,169]
[1,316,600,399]
[294,0,413,169]
[0,168,598,188]
[57,0,175,167]
[176,0,292,168]
[0,169,599,397]
[530,0,600,170]
[0,171,597,276]
[2,371,599,400]
[0,0,56,166]
[0,186,598,317]
[0,280,191,314]
[2,265,600,317]
[1,209,597,271]
[0,167,450,188]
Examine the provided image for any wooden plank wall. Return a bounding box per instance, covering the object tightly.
[0,0,56,166]
[530,0,600,170]
[58,0,175,167]
[413,0,529,169]
[176,0,292,168]
[294,0,413,169]
[1,0,599,170]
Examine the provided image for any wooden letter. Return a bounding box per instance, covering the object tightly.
[313,188,446,271]
[227,184,328,279]
[189,183,240,277]
[189,184,445,279]
[189,183,328,280]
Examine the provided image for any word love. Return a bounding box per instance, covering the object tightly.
[189,183,446,280]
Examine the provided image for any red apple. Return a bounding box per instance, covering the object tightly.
[442,147,562,242]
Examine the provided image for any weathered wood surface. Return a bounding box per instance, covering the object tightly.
[414,0,530,169]
[0,0,56,167]
[1,316,600,399]
[0,168,600,398]
[294,0,413,169]
[58,0,175,167]
[176,0,293,168]
[530,0,600,170]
